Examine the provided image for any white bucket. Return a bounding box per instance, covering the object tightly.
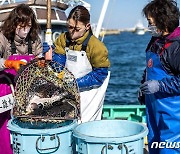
[8,119,77,154]
[73,120,148,154]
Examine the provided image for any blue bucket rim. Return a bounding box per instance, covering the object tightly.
[73,120,148,143]
[8,119,78,134]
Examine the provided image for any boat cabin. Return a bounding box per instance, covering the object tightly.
[0,0,68,42]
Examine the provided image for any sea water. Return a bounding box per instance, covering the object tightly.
[104,32,151,105]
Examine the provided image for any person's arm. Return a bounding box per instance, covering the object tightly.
[0,32,27,71]
[158,40,180,95]
[42,42,66,66]
[138,69,146,104]
[52,52,66,66]
[0,58,5,71]
[77,67,108,91]
[158,75,180,95]
[52,33,66,65]
[0,58,27,71]
[141,69,146,84]
[0,44,5,71]
[0,33,6,71]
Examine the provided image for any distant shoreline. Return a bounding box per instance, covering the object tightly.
[100,29,120,36]
[100,28,148,36]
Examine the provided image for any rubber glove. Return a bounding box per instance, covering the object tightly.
[37,58,46,68]
[43,42,55,54]
[43,42,66,65]
[76,68,108,91]
[140,80,160,94]
[53,52,66,66]
[5,59,27,71]
[137,89,145,104]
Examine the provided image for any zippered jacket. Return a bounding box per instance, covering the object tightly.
[0,32,42,70]
[144,27,180,95]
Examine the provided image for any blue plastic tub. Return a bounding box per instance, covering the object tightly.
[73,120,148,154]
[8,119,78,154]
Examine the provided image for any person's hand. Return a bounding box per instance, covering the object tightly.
[138,89,145,104]
[43,42,55,54]
[5,59,27,71]
[37,58,46,68]
[140,80,160,94]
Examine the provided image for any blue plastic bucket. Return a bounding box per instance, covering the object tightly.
[73,120,148,154]
[8,119,78,154]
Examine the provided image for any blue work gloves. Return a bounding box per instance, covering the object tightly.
[77,68,108,91]
[52,52,66,66]
[42,42,66,66]
[42,42,55,54]
[140,80,160,94]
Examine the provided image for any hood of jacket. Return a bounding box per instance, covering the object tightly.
[167,27,180,42]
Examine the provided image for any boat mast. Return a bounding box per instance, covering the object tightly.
[45,0,52,45]
[45,0,53,60]
[94,0,109,39]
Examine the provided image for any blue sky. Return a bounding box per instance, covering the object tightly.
[85,0,180,29]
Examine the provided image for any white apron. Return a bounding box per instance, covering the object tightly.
[65,47,110,123]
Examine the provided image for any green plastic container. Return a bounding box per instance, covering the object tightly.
[102,105,146,123]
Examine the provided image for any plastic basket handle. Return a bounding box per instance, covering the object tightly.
[101,143,129,154]
[0,74,15,96]
[118,143,129,154]
[0,74,15,113]
[36,135,60,154]
[101,144,113,154]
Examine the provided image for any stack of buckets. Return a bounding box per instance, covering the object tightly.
[8,119,148,154]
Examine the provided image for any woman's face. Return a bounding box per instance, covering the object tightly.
[147,16,162,37]
[15,21,32,39]
[147,16,169,36]
[147,16,156,27]
[67,18,90,40]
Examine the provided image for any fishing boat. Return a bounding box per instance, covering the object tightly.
[0,0,148,153]
[0,0,147,128]
[0,0,147,126]
[134,21,145,35]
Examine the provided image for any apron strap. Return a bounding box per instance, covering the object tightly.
[81,32,93,51]
[27,38,32,54]
[65,32,71,48]
[11,40,16,55]
[11,37,32,54]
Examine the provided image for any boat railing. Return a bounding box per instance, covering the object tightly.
[102,104,146,123]
[0,0,68,10]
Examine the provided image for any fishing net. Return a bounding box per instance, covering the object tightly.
[12,60,80,128]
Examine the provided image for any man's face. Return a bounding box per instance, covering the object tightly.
[67,18,90,40]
